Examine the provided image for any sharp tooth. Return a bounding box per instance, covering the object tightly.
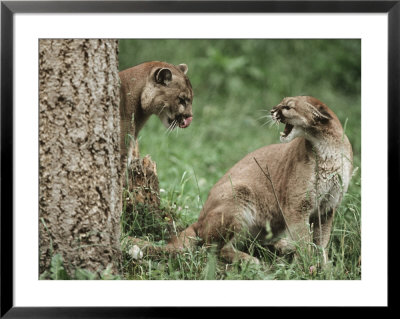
[280,132,285,136]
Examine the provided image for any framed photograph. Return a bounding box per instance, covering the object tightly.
[1,0,395,316]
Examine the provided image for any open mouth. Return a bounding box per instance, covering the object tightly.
[168,116,193,129]
[280,123,294,138]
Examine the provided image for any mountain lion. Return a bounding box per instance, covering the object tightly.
[119,61,194,165]
[132,96,353,265]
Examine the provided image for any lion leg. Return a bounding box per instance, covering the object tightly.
[218,221,260,265]
[310,208,335,264]
[123,223,200,259]
[166,223,199,252]
[220,239,260,265]
[273,212,311,255]
[195,207,260,265]
[120,118,131,165]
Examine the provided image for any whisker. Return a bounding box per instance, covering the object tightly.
[259,113,282,130]
[261,120,275,128]
[158,105,167,115]
[271,118,279,127]
[258,115,276,126]
[257,114,273,121]
[257,114,272,121]
[165,120,175,135]
[168,121,174,135]
[261,121,270,127]
[167,120,177,135]
[173,121,178,135]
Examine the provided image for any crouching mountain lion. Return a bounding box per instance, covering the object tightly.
[119,61,194,165]
[132,96,353,265]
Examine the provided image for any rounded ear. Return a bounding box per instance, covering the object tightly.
[177,63,188,74]
[314,106,332,123]
[154,68,172,85]
[306,101,332,124]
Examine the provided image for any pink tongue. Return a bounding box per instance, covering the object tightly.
[180,116,193,128]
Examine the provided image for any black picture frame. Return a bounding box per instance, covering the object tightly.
[1,0,395,317]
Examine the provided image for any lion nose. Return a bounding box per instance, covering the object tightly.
[179,116,192,128]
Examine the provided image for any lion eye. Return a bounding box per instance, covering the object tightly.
[282,105,290,110]
[179,97,186,106]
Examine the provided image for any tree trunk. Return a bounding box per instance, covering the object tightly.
[39,39,122,277]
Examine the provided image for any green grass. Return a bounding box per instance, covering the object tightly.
[119,39,361,280]
[39,254,121,280]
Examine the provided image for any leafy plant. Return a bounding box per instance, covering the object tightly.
[40,254,121,280]
[49,254,69,280]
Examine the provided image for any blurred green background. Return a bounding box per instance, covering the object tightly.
[119,39,361,225]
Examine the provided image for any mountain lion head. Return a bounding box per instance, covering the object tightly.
[141,63,194,130]
[119,61,195,165]
[270,96,339,143]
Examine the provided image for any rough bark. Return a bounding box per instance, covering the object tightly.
[39,39,121,276]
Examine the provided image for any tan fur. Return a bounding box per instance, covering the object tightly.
[119,61,194,165]
[136,96,353,265]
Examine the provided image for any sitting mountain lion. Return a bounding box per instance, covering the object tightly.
[132,96,353,265]
[119,61,194,165]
